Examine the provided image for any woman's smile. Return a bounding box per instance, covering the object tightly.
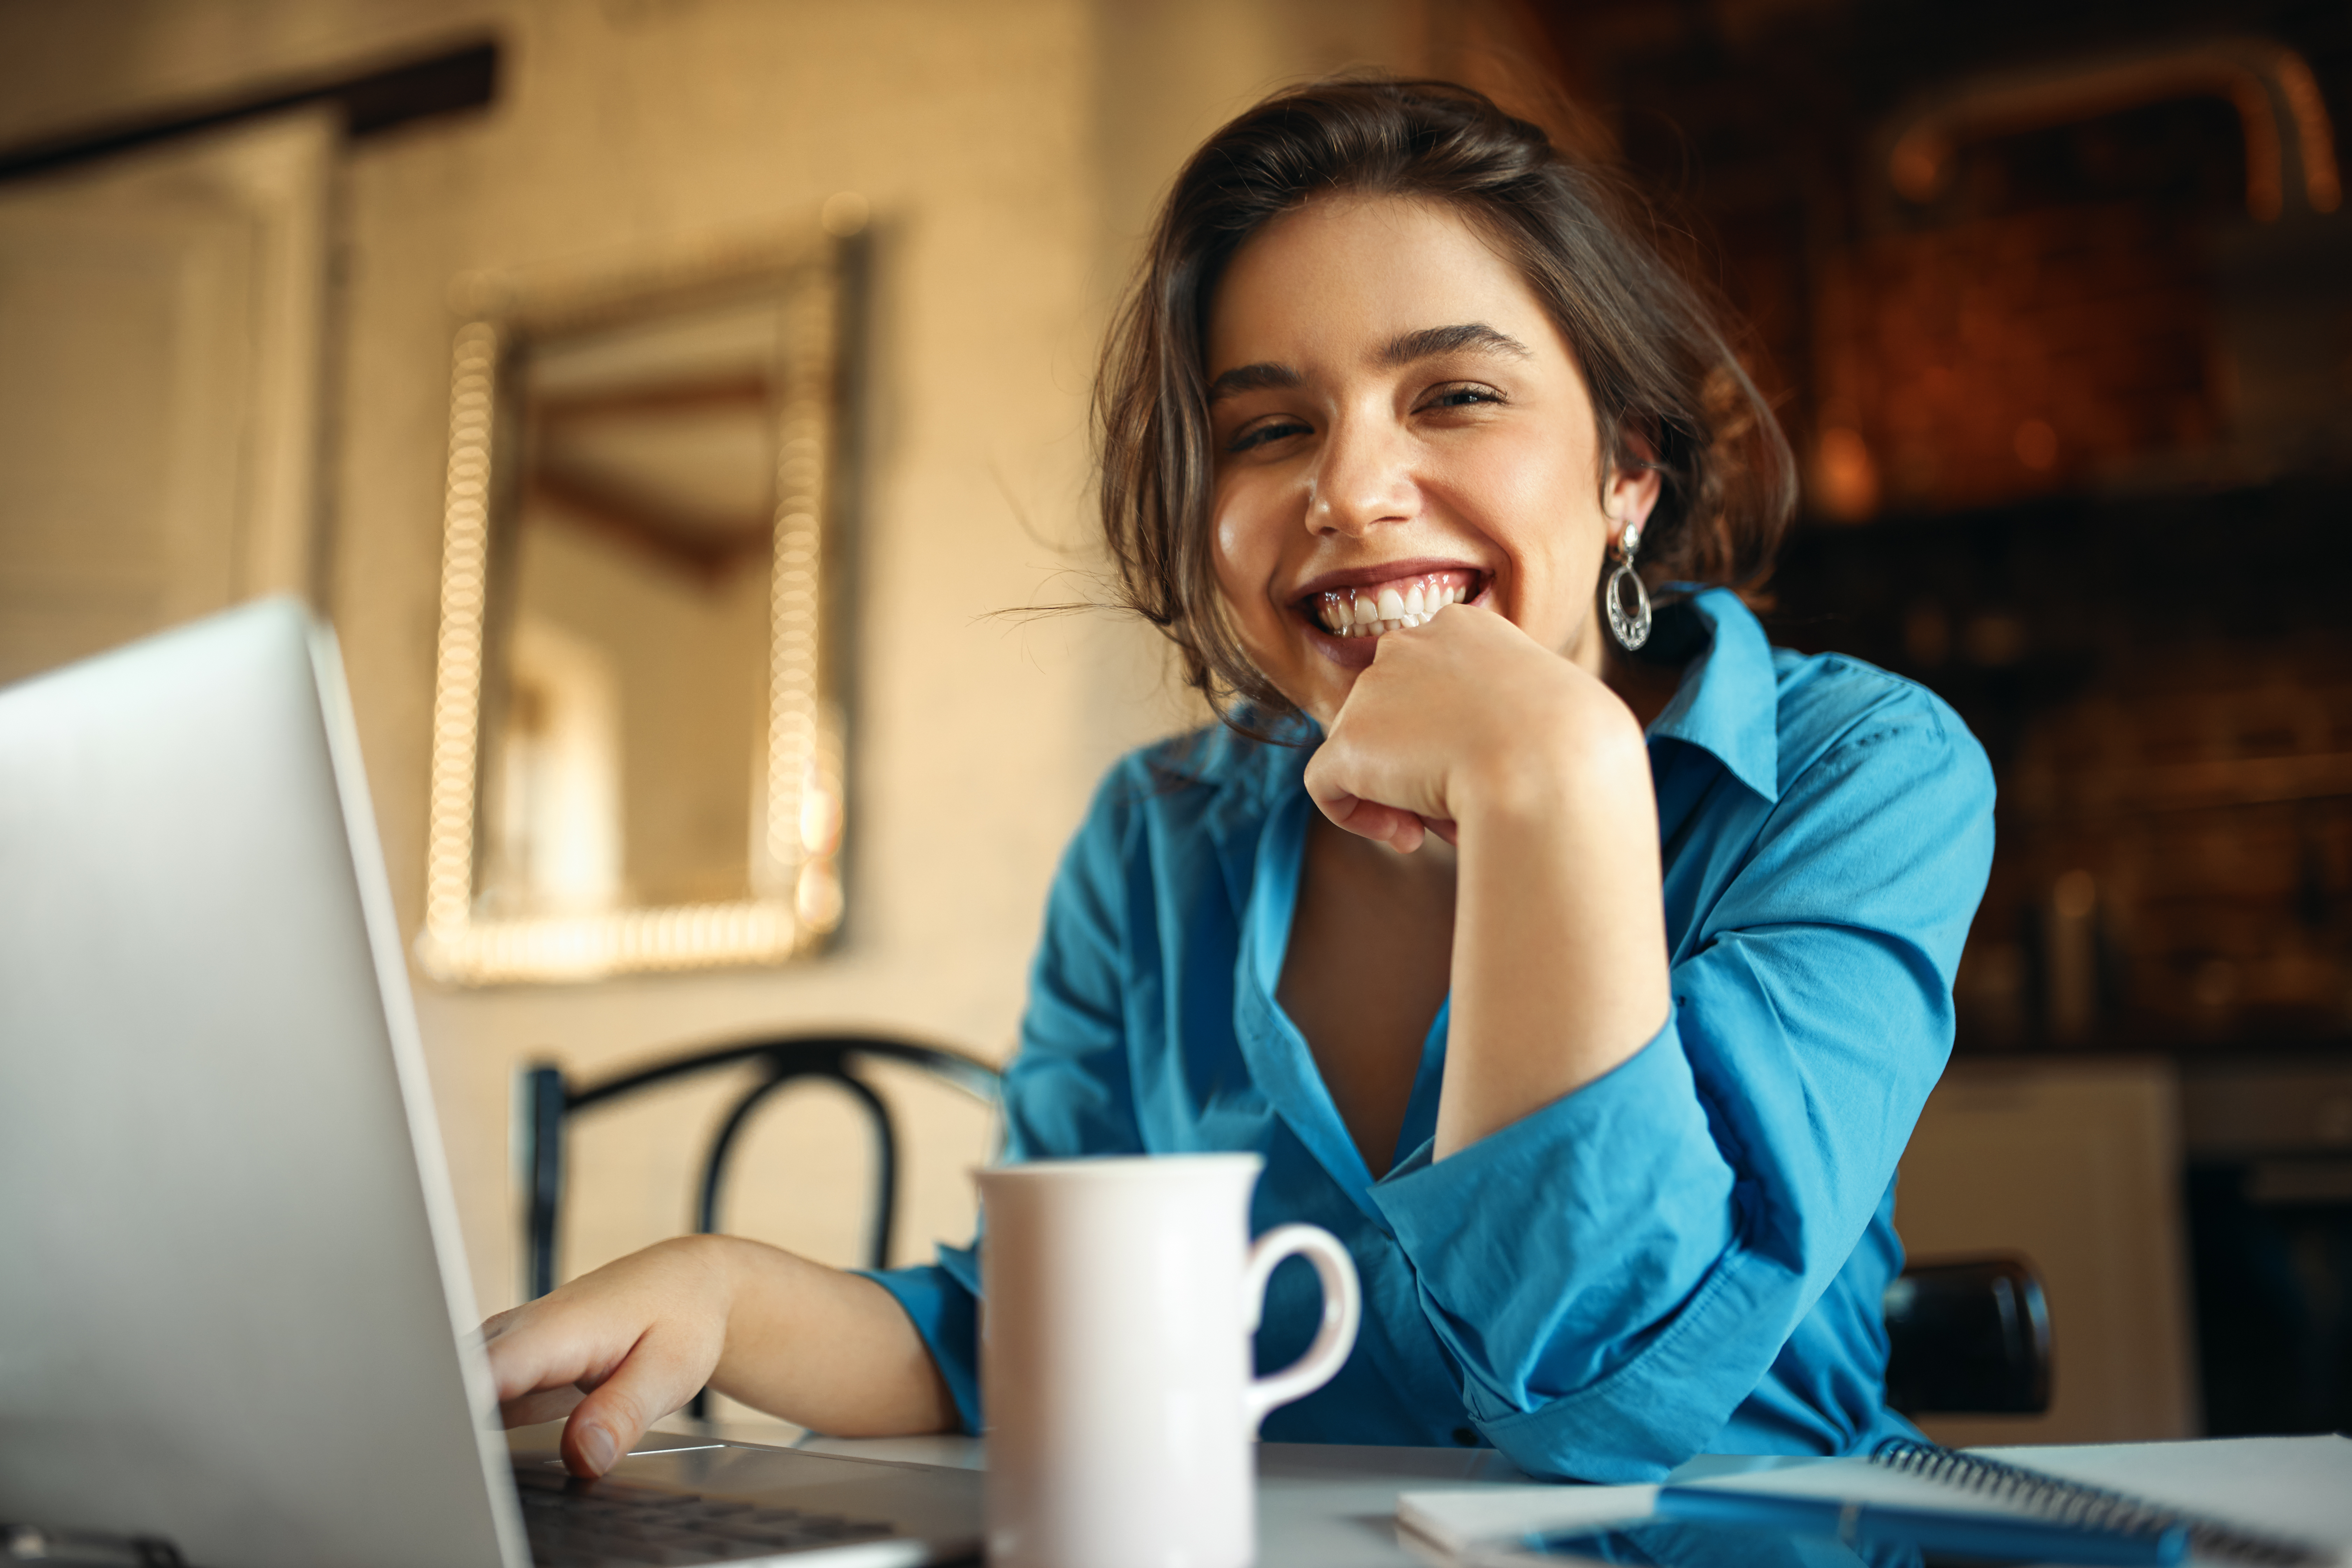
[1302,567,1485,637]
[1289,564,1492,671]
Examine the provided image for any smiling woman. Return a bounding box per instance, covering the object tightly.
[1189,190,1681,1167]
[480,78,1998,1489]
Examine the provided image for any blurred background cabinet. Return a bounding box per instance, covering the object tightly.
[1897,1059,2197,1445]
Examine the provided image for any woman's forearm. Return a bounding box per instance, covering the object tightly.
[1295,607,1675,1162]
[706,1236,957,1436]
[1436,699,1671,1158]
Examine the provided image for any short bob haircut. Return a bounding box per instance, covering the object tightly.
[1096,77,1796,726]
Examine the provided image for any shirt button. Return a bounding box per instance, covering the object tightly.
[1451,1427,1478,1447]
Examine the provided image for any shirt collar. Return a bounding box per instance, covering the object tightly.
[1645,586,1781,803]
[1181,713,1315,918]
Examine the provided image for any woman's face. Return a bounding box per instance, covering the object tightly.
[1204,194,1657,728]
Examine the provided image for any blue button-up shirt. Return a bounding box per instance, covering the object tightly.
[869,588,1995,1482]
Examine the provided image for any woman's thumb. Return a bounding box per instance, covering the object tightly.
[561,1333,707,1477]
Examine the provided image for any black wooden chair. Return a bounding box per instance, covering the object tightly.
[519,1032,1002,1307]
[1883,1254,2053,1416]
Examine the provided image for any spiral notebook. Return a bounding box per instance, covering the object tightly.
[1398,1435,2352,1568]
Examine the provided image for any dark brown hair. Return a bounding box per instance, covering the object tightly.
[1095,76,1795,724]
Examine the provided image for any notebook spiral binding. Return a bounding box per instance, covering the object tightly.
[1872,1438,2329,1567]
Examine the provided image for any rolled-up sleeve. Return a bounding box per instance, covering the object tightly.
[862,1248,983,1434]
[1373,1011,1735,1469]
[1368,692,1995,1481]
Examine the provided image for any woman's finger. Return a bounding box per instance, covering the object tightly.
[498,1383,587,1429]
[1309,787,1427,853]
[482,1303,602,1409]
[561,1326,718,1477]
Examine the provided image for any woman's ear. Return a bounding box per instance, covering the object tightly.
[1604,427,1663,550]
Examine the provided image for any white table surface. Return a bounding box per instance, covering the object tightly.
[513,1421,2352,1567]
[622,1418,1544,1566]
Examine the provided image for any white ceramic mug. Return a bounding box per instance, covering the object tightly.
[977,1153,1361,1568]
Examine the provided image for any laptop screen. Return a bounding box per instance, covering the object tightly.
[0,601,521,1568]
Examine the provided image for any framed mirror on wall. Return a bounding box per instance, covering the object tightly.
[417,219,861,985]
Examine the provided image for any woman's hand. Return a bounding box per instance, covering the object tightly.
[1303,602,1631,852]
[480,1234,957,1478]
[1306,603,1672,1158]
[481,1235,733,1477]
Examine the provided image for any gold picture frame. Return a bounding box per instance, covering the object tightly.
[414,222,855,985]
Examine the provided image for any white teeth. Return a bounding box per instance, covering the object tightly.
[1312,576,1478,638]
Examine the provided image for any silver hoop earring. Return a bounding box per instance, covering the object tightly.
[1605,522,1652,652]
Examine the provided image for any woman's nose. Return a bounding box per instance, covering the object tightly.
[1307,413,1415,538]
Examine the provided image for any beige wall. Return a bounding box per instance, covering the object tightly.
[0,0,1430,1391]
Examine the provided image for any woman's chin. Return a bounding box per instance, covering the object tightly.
[1272,630,1364,731]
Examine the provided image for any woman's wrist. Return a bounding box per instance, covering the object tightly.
[1447,661,1650,834]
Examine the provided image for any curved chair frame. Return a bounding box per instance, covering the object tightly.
[522,1034,1000,1303]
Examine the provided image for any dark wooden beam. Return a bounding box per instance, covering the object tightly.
[0,36,499,184]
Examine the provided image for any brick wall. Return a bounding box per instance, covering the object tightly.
[1813,202,2219,517]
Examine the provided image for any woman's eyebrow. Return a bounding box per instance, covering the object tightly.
[1381,322,1532,364]
[1205,323,1527,403]
[1206,362,1301,402]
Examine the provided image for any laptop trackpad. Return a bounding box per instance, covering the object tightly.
[534,1441,985,1546]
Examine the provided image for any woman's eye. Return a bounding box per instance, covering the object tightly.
[1424,384,1504,412]
[1228,419,1310,453]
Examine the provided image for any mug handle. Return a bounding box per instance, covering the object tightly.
[1238,1224,1362,1430]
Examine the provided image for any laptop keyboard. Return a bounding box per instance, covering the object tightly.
[512,1464,901,1566]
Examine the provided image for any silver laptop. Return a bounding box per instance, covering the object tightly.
[0,600,981,1568]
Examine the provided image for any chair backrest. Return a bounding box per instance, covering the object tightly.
[1884,1254,2053,1416]
[520,1033,1000,1302]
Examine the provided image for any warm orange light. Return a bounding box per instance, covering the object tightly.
[1814,426,1881,522]
[2013,419,2059,471]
